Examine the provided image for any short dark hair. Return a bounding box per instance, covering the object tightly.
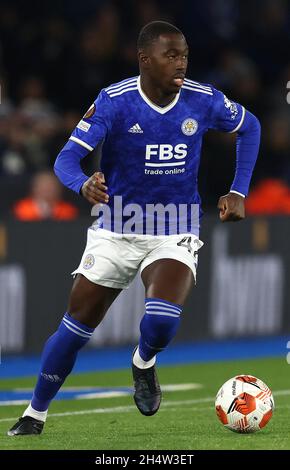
[137,21,184,50]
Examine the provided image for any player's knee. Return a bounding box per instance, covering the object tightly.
[67,286,97,328]
[67,296,100,329]
[66,310,94,328]
[67,274,113,328]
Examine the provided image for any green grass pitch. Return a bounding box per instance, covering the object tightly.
[0,357,289,450]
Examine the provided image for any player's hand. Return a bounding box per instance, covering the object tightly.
[81,172,109,205]
[217,192,245,222]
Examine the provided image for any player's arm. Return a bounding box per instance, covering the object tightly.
[54,90,113,205]
[217,110,261,222]
[210,89,261,222]
[54,141,109,205]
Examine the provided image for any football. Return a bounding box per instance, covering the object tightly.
[215,375,274,433]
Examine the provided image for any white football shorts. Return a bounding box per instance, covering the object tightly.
[72,228,204,289]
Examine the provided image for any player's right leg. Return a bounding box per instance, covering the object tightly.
[8,227,143,436]
[7,275,121,436]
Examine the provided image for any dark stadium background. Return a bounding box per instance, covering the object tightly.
[0,0,289,360]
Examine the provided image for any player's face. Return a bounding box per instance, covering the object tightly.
[146,34,188,94]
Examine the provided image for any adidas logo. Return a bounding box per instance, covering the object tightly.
[128,123,143,133]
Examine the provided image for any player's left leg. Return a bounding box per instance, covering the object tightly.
[132,259,194,416]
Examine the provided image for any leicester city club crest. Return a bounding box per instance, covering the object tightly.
[83,254,95,270]
[181,118,198,136]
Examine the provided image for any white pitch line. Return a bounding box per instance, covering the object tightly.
[76,391,130,400]
[13,383,202,393]
[273,389,290,396]
[163,383,202,392]
[0,389,289,424]
[77,384,202,399]
[0,400,29,407]
[0,383,203,406]
[0,397,213,423]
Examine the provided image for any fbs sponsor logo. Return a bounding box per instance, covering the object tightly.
[145,144,187,167]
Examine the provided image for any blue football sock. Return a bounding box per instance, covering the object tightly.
[138,298,182,362]
[31,313,94,411]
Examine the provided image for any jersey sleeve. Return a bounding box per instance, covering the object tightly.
[209,88,245,133]
[69,89,114,152]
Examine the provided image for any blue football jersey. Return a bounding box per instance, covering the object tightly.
[70,76,245,235]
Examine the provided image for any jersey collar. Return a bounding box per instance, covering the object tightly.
[137,76,180,114]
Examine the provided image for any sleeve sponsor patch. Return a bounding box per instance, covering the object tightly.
[83,103,96,119]
[77,120,91,132]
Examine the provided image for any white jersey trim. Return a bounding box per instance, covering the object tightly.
[105,77,138,92]
[69,136,94,152]
[184,79,212,91]
[137,76,180,114]
[108,86,138,98]
[230,190,246,198]
[228,106,246,133]
[106,80,138,95]
[182,85,213,95]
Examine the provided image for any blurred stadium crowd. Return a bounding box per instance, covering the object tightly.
[0,0,290,217]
